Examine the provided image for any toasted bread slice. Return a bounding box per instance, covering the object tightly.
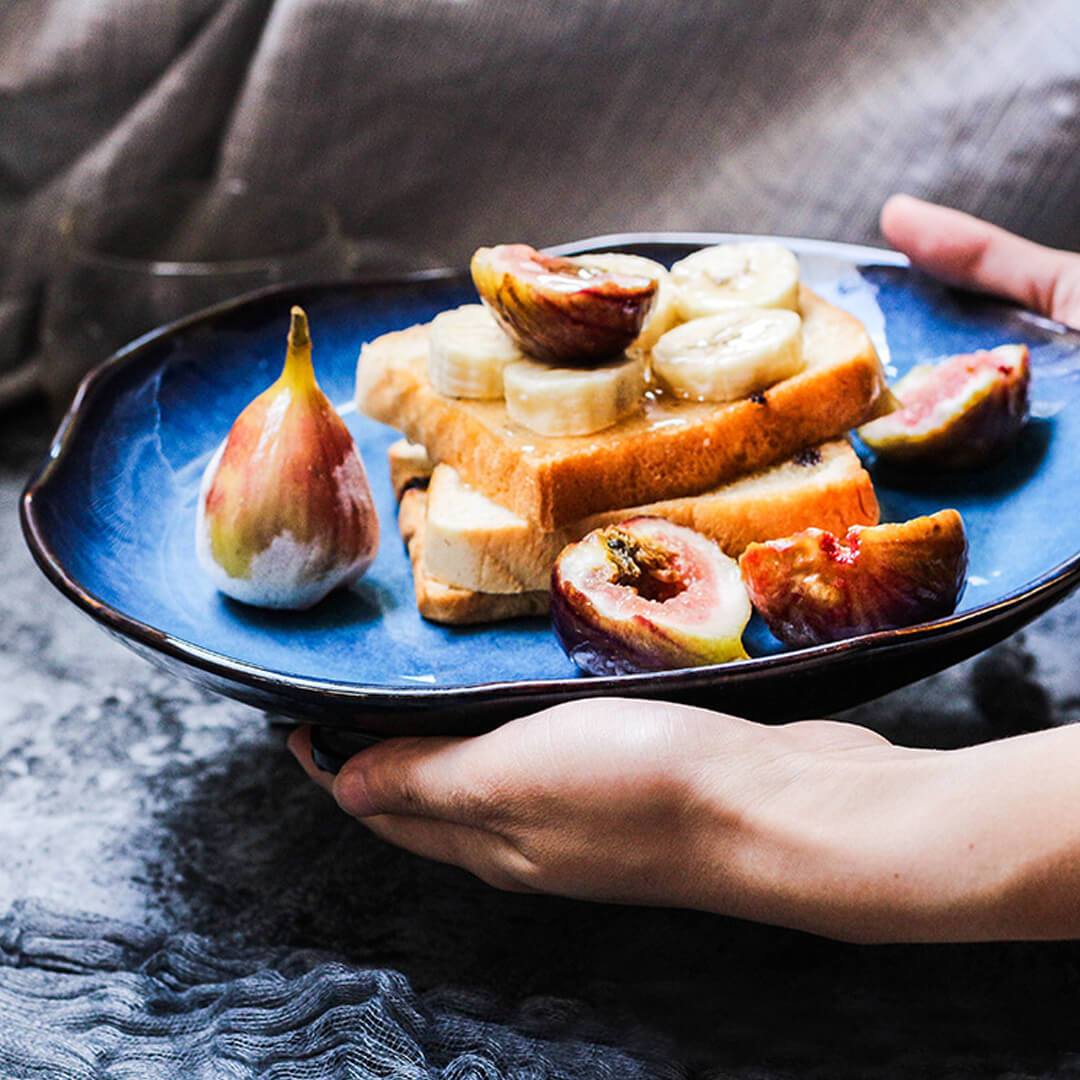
[418,439,878,595]
[398,488,547,624]
[423,439,878,594]
[388,439,435,499]
[358,286,890,529]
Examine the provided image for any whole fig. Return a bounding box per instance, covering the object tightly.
[196,306,379,609]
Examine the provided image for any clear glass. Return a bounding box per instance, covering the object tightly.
[41,184,348,410]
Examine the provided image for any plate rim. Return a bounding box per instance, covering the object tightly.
[20,232,1080,711]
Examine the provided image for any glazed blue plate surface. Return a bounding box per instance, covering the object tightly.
[21,235,1080,734]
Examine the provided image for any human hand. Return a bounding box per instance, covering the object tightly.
[289,699,951,940]
[881,194,1080,328]
[291,704,1080,942]
[289,199,1080,943]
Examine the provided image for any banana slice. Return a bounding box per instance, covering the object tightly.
[573,253,680,350]
[503,353,645,437]
[670,242,800,320]
[428,304,522,399]
[652,309,804,402]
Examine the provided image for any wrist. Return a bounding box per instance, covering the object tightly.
[883,729,1080,941]
[687,725,948,940]
[837,734,1080,943]
[685,721,1080,943]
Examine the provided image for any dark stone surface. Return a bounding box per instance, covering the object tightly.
[5,396,1080,1075]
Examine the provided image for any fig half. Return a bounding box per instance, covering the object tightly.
[858,345,1029,467]
[551,517,751,675]
[739,510,968,647]
[471,244,657,364]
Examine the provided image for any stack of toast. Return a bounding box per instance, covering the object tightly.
[356,274,891,625]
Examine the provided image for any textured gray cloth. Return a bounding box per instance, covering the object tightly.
[0,902,675,1079]
[1,0,1079,398]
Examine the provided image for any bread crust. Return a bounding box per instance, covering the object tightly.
[398,489,549,624]
[396,442,879,622]
[358,287,889,529]
[387,439,434,499]
[420,440,879,594]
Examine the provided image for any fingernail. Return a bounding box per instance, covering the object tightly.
[287,726,338,775]
[333,761,378,817]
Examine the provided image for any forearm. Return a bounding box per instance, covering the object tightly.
[901,726,1080,941]
[691,724,1080,943]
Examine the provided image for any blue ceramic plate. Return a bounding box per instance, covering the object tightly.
[20,234,1080,736]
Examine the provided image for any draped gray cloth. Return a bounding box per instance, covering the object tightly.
[0,902,675,1078]
[1,0,1078,401]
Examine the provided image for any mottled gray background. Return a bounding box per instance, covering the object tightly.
[2,0,1078,400]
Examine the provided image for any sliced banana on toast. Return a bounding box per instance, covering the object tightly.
[428,304,521,399]
[503,352,645,437]
[671,242,800,320]
[652,308,804,402]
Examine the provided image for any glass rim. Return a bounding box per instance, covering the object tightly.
[60,183,342,277]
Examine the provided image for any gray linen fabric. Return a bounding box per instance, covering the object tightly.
[1,0,1078,397]
[0,902,677,1079]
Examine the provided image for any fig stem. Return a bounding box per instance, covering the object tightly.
[288,305,310,348]
[283,305,314,386]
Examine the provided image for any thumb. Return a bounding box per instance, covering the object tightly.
[330,734,498,826]
[880,194,1075,323]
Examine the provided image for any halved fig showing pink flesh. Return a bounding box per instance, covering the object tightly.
[551,517,751,675]
[739,509,968,648]
[859,345,1029,467]
[471,244,657,364]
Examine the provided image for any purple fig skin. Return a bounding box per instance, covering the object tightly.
[551,575,684,675]
[471,244,657,365]
[860,345,1030,468]
[550,517,749,675]
[739,510,969,648]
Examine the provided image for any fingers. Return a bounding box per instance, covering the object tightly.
[290,699,752,827]
[288,727,536,890]
[289,724,499,825]
[880,194,1074,321]
[361,814,537,893]
[287,726,334,795]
